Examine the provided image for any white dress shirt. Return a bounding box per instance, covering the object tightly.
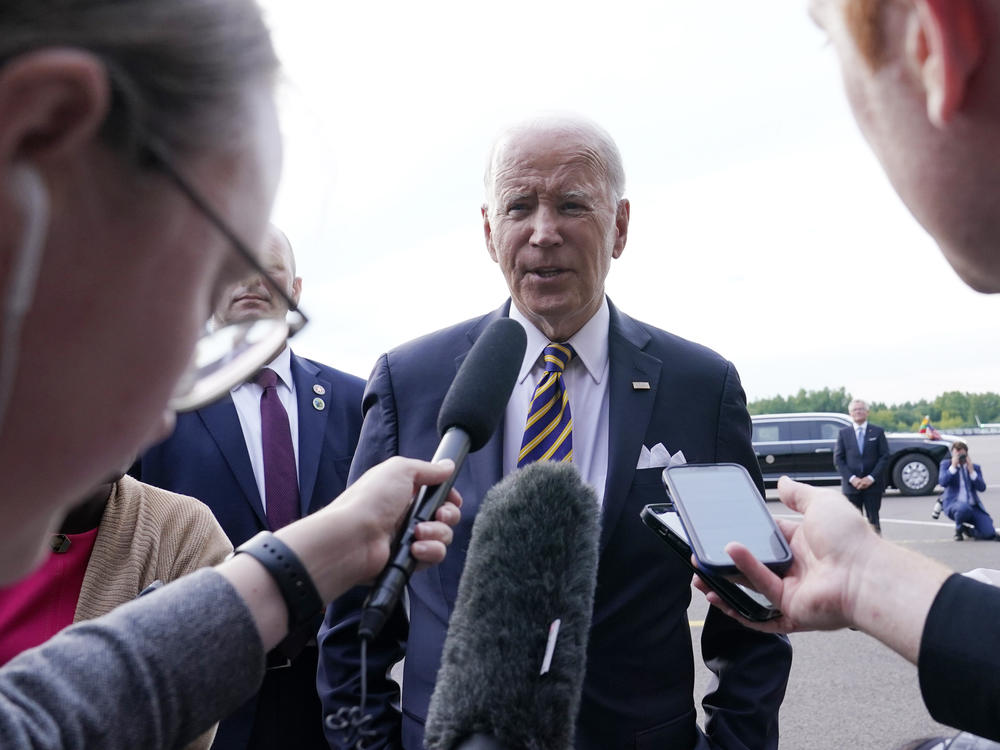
[947,463,980,505]
[229,345,300,512]
[503,299,610,505]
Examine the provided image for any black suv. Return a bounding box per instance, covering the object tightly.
[751,412,952,496]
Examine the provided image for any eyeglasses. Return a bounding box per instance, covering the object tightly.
[141,138,308,412]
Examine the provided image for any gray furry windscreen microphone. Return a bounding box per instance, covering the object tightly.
[424,462,600,750]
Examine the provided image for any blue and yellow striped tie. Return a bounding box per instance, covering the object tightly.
[518,343,575,467]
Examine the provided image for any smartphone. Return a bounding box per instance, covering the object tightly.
[662,463,793,575]
[640,504,781,622]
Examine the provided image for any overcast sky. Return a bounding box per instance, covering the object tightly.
[256,0,1000,406]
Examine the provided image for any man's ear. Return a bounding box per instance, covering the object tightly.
[611,198,630,259]
[291,277,303,307]
[907,0,985,127]
[0,49,109,166]
[482,204,498,263]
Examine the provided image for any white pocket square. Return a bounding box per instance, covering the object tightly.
[636,443,686,470]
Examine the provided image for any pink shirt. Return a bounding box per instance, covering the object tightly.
[0,528,99,666]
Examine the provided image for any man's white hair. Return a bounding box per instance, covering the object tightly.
[483,114,626,210]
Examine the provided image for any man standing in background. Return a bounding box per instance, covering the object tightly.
[835,398,890,533]
[134,226,364,750]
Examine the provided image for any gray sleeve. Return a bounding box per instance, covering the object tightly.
[0,568,265,749]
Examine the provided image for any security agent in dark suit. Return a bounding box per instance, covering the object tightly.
[834,399,890,533]
[134,227,364,750]
[318,117,791,750]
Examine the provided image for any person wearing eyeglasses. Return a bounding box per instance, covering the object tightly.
[0,2,460,748]
[695,0,1000,742]
[834,399,890,534]
[134,225,365,750]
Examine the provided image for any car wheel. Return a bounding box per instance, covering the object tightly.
[892,453,937,496]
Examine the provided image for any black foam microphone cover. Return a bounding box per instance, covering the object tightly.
[424,462,600,750]
[438,317,526,451]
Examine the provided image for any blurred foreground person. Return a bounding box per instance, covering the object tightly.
[697,0,1000,741]
[0,1,459,747]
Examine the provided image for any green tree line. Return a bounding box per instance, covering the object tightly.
[748,387,1000,432]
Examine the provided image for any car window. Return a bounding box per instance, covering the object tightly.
[753,424,780,442]
[789,421,811,441]
[811,421,845,440]
[752,421,801,442]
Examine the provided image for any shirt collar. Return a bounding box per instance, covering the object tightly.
[508,297,610,385]
[855,421,868,431]
[233,344,294,392]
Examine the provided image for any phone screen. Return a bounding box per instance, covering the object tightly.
[666,464,789,569]
[640,504,780,620]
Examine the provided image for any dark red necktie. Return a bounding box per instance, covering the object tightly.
[255,368,299,530]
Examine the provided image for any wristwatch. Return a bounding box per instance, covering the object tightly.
[228,531,323,635]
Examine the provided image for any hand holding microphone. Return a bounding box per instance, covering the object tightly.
[358,318,527,641]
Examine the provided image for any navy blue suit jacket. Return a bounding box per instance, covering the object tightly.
[938,459,987,514]
[134,351,364,750]
[318,301,791,750]
[833,423,890,496]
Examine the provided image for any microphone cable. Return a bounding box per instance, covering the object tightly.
[325,638,377,750]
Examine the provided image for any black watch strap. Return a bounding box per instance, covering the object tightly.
[230,531,323,633]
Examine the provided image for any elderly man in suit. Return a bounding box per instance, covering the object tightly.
[317,116,791,750]
[134,226,364,750]
[834,399,890,533]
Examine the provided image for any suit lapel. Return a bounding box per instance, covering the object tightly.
[601,303,662,553]
[291,353,331,516]
[197,396,268,528]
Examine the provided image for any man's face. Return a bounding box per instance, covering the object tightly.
[849,401,869,424]
[214,231,301,325]
[809,0,1000,292]
[482,128,629,342]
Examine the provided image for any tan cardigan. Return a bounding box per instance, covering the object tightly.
[72,474,233,749]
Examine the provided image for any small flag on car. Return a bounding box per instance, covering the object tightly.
[919,416,942,440]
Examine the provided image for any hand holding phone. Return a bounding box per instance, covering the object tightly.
[640,504,781,622]
[662,463,793,575]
